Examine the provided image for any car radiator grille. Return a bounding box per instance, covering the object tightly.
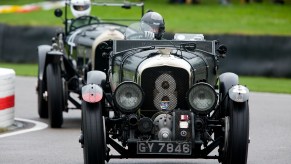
[140,66,189,116]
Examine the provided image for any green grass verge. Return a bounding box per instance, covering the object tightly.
[240,76,291,94]
[0,62,37,77]
[1,0,291,36]
[1,62,290,94]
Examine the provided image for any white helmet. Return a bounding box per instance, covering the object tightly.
[70,0,91,18]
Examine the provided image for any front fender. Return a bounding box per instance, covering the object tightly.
[219,72,239,98]
[38,45,64,81]
[217,72,239,117]
[229,85,250,102]
[38,45,52,81]
[86,70,106,85]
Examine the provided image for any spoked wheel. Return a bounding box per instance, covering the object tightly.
[82,102,106,164]
[37,76,48,118]
[221,98,249,164]
[46,63,64,128]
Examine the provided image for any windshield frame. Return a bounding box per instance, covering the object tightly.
[63,0,144,35]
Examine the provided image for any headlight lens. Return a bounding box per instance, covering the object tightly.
[187,83,217,114]
[114,82,144,113]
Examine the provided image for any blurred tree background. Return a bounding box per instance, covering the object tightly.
[1,0,291,93]
[0,0,290,35]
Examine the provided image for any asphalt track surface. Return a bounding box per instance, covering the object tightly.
[0,76,291,164]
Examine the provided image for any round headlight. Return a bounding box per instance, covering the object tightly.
[114,82,144,113]
[187,83,217,114]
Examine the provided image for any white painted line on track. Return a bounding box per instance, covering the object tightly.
[0,117,48,139]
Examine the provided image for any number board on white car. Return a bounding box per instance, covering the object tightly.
[137,141,191,155]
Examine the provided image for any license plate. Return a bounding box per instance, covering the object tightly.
[137,141,191,155]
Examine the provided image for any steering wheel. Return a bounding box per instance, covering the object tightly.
[69,16,100,32]
[125,32,146,40]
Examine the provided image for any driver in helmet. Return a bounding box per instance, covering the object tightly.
[70,0,91,18]
[141,11,165,40]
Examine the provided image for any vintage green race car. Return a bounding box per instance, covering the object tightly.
[80,29,250,164]
[36,0,143,128]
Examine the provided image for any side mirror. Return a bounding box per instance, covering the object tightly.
[54,9,63,17]
[217,45,227,57]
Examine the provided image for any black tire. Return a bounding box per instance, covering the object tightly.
[221,99,249,164]
[37,77,48,118]
[46,63,64,128]
[82,102,106,164]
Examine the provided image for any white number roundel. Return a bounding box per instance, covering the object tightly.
[154,73,177,110]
